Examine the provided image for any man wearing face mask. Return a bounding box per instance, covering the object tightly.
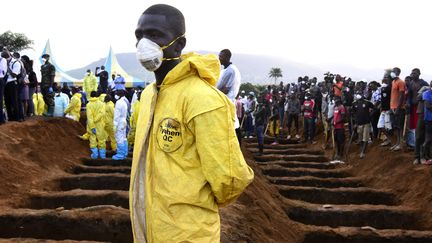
[352,92,374,158]
[112,89,129,160]
[95,66,109,94]
[40,54,55,116]
[389,67,406,151]
[113,73,126,91]
[130,4,254,243]
[83,69,98,95]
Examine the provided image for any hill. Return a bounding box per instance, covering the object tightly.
[66,51,391,84]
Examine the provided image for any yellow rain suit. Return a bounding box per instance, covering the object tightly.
[104,100,117,151]
[86,97,106,149]
[32,92,45,115]
[129,53,254,243]
[83,72,98,94]
[127,100,140,146]
[64,93,82,122]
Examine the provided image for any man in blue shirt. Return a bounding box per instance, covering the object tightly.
[422,81,432,165]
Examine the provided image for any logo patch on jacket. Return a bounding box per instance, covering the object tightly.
[157,118,183,152]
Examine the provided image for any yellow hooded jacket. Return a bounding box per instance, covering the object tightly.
[129,53,254,243]
[104,101,116,150]
[127,100,140,145]
[83,73,98,94]
[32,93,45,115]
[86,97,106,148]
[64,93,82,122]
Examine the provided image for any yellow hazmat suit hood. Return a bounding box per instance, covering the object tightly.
[129,52,254,243]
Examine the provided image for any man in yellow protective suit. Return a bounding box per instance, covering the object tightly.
[127,91,141,147]
[64,87,82,122]
[104,94,117,151]
[130,4,254,243]
[86,91,106,159]
[83,69,98,95]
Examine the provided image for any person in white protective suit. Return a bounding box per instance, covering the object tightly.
[112,89,130,160]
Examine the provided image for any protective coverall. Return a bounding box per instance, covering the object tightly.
[53,93,68,117]
[104,100,117,151]
[32,92,45,116]
[112,96,129,160]
[127,100,140,146]
[86,97,106,159]
[83,72,98,94]
[129,53,254,243]
[64,93,82,122]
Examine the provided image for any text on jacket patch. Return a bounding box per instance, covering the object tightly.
[157,118,183,152]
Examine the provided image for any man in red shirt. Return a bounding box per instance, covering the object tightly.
[333,96,346,160]
[389,67,406,151]
[333,74,344,98]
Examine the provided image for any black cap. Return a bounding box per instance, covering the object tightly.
[41,53,50,58]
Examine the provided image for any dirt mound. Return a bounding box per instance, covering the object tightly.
[220,142,301,243]
[0,117,87,209]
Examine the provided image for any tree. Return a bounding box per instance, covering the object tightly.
[268,67,283,85]
[239,82,267,97]
[0,30,34,52]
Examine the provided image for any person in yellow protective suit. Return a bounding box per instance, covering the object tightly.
[130,5,254,243]
[104,94,117,151]
[86,91,106,159]
[64,87,82,122]
[127,93,140,147]
[32,88,46,116]
[83,69,98,94]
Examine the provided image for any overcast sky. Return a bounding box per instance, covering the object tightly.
[2,0,431,80]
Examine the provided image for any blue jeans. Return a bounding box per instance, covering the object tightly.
[278,107,285,127]
[406,129,415,148]
[28,86,36,115]
[245,114,254,136]
[303,118,315,141]
[256,125,264,145]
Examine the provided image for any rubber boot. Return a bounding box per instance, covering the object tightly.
[90,148,99,159]
[112,143,125,160]
[258,144,264,156]
[99,148,106,159]
[122,142,129,158]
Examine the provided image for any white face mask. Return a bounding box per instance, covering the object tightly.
[136,35,184,72]
[41,58,47,63]
[382,83,388,88]
[390,72,397,79]
[114,95,120,100]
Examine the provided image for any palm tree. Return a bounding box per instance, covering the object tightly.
[268,67,283,84]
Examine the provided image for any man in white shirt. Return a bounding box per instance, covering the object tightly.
[216,49,241,103]
[216,49,242,142]
[5,52,22,121]
[0,49,8,124]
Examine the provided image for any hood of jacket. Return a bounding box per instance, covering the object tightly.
[161,52,220,87]
[88,97,99,102]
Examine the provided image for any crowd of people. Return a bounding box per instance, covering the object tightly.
[233,69,432,165]
[0,47,143,160]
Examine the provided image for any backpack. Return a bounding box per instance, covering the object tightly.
[9,60,27,85]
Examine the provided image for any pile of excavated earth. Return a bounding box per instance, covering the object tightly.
[0,117,432,242]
